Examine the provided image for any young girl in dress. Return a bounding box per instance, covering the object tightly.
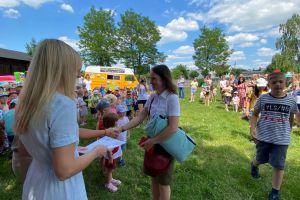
[102,113,122,192]
[232,91,240,112]
[236,76,247,112]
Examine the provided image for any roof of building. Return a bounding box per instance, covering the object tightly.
[0,48,31,61]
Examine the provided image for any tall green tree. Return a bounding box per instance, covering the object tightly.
[25,38,38,56]
[213,64,230,77]
[78,7,118,66]
[118,9,165,74]
[268,14,300,73]
[171,64,189,79]
[189,70,199,79]
[193,26,232,76]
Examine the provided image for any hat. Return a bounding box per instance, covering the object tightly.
[96,99,110,111]
[234,91,238,94]
[0,92,9,97]
[9,91,18,95]
[116,104,127,113]
[256,78,268,87]
[93,90,99,95]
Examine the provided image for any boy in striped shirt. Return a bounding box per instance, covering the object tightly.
[250,71,298,200]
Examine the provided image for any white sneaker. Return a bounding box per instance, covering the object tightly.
[111,178,121,187]
[105,182,118,192]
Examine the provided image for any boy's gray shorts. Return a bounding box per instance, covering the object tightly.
[256,140,288,170]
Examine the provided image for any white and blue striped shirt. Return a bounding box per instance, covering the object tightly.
[254,93,298,145]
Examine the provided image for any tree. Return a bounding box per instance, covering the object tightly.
[266,52,294,73]
[269,14,300,73]
[189,70,199,79]
[171,64,189,79]
[193,26,232,76]
[25,38,38,56]
[213,64,230,77]
[230,67,247,77]
[118,10,165,74]
[78,7,118,66]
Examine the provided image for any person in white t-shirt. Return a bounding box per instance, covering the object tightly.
[219,76,227,98]
[83,74,92,91]
[116,104,129,166]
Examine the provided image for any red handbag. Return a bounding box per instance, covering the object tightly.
[139,137,171,176]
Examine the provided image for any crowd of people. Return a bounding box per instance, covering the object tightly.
[0,84,23,155]
[1,39,299,200]
[2,39,181,200]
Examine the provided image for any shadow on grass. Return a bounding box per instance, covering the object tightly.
[293,129,300,136]
[231,129,251,142]
[173,144,300,200]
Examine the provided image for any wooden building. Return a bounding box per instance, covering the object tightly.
[0,48,31,75]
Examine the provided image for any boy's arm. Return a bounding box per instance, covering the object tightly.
[289,114,294,129]
[250,110,259,141]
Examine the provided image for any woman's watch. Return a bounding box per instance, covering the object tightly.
[121,126,125,132]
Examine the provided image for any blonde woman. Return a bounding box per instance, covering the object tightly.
[14,39,116,200]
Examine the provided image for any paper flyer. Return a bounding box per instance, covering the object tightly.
[78,136,125,154]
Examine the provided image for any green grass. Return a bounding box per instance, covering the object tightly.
[1,89,300,200]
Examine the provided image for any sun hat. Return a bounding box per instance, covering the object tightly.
[0,92,9,97]
[116,104,127,113]
[96,99,110,111]
[256,78,268,87]
[93,90,99,95]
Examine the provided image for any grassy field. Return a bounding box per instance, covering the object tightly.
[1,89,300,200]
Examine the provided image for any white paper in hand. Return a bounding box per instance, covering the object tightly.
[78,136,125,154]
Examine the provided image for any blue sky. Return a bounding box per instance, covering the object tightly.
[0,0,299,70]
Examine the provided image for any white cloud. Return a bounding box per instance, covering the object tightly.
[173,61,197,69]
[225,33,259,46]
[58,36,79,51]
[103,8,117,16]
[158,26,187,44]
[253,59,271,67]
[158,17,198,44]
[260,39,267,44]
[259,27,282,38]
[173,45,194,54]
[3,8,20,18]
[60,3,73,13]
[0,0,54,8]
[0,0,20,8]
[186,12,204,21]
[166,54,192,62]
[21,0,54,8]
[256,47,278,57]
[229,51,246,61]
[188,0,219,8]
[162,8,186,18]
[166,17,199,31]
[239,42,255,48]
[205,0,300,32]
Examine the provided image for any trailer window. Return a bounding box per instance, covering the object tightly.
[125,75,135,81]
[107,75,114,80]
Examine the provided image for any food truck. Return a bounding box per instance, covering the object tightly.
[84,66,139,90]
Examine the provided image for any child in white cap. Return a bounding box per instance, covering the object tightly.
[232,91,240,112]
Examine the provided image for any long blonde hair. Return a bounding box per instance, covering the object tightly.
[15,39,81,134]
